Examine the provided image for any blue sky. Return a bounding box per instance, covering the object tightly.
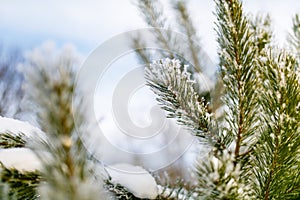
[0,0,145,54]
[1,0,300,58]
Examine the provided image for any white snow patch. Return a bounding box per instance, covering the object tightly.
[0,116,45,139]
[106,163,158,199]
[0,148,41,172]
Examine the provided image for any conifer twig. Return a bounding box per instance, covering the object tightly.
[215,0,260,157]
[0,133,26,148]
[145,58,214,139]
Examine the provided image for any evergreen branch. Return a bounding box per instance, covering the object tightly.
[134,0,207,74]
[105,179,140,200]
[230,13,274,168]
[145,58,214,139]
[157,180,198,200]
[253,50,300,199]
[249,14,273,54]
[22,44,107,200]
[195,149,252,199]
[105,178,196,200]
[288,14,300,58]
[215,0,260,157]
[0,166,41,200]
[173,1,202,73]
[131,36,152,64]
[136,0,176,59]
[0,133,26,148]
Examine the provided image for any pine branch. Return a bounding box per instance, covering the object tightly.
[131,36,152,64]
[134,0,216,110]
[288,14,300,58]
[195,149,252,199]
[215,0,260,158]
[0,166,41,200]
[105,179,140,200]
[173,1,202,73]
[253,50,300,199]
[105,178,196,200]
[249,14,273,54]
[22,43,107,200]
[145,58,215,139]
[156,180,198,200]
[236,12,274,179]
[134,0,207,74]
[136,0,176,59]
[0,133,26,148]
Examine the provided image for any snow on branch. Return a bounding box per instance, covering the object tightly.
[106,163,158,199]
[145,58,213,139]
